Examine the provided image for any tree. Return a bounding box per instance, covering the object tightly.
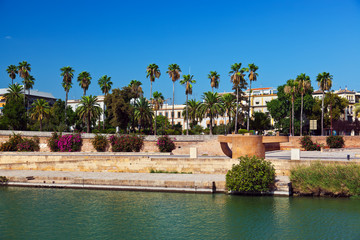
[180,74,196,135]
[78,71,92,96]
[60,66,75,122]
[48,99,77,132]
[166,64,181,126]
[30,99,50,131]
[4,84,24,103]
[229,62,247,133]
[317,72,333,135]
[146,63,161,100]
[98,75,113,129]
[23,74,35,118]
[76,95,102,133]
[250,111,271,135]
[355,103,360,119]
[18,61,31,117]
[6,65,18,84]
[246,63,259,131]
[152,91,164,135]
[182,99,202,128]
[221,93,236,134]
[134,97,153,131]
[128,80,143,98]
[208,71,220,92]
[284,79,298,136]
[198,91,223,135]
[1,86,26,130]
[296,73,311,136]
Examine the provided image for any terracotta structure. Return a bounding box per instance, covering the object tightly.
[218,135,289,159]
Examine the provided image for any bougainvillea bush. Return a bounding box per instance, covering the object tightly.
[156,135,176,152]
[0,133,39,152]
[92,134,109,152]
[109,134,144,152]
[48,132,83,152]
[300,136,322,151]
[326,135,345,149]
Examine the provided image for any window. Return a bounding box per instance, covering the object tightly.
[255,101,260,105]
[159,112,163,116]
[165,112,168,117]
[178,112,181,118]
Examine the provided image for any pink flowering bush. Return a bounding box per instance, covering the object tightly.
[326,136,345,148]
[48,132,82,152]
[157,135,176,152]
[300,136,322,151]
[109,134,144,152]
[0,133,39,152]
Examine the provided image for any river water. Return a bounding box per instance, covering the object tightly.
[0,187,359,239]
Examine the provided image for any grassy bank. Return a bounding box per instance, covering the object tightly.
[290,162,360,197]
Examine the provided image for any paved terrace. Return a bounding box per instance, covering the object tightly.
[266,149,360,161]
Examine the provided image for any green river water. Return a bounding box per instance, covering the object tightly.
[0,187,359,240]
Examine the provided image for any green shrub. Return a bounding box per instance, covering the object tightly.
[0,133,39,152]
[326,135,345,148]
[290,162,360,197]
[300,136,322,151]
[238,129,249,135]
[226,155,275,193]
[157,135,176,152]
[48,132,61,152]
[0,176,9,184]
[109,134,144,152]
[92,134,109,152]
[107,128,116,134]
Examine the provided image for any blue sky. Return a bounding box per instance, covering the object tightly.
[1,0,360,104]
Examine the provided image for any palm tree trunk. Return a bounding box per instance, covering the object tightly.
[210,113,213,135]
[83,89,86,96]
[247,81,252,131]
[154,110,157,135]
[87,113,90,133]
[292,96,295,136]
[186,93,189,135]
[150,82,153,101]
[103,94,106,130]
[225,110,227,135]
[300,94,303,136]
[40,118,43,131]
[172,81,175,127]
[321,92,324,136]
[235,86,239,134]
[65,90,68,124]
[27,89,30,118]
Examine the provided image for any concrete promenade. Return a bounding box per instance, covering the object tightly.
[266,149,360,161]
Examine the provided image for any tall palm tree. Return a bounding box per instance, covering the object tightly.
[182,99,202,127]
[78,71,92,96]
[76,95,102,133]
[198,91,223,135]
[296,73,311,136]
[60,66,75,121]
[134,97,154,131]
[6,65,18,84]
[23,74,35,118]
[180,74,196,135]
[166,64,181,126]
[316,72,333,136]
[246,63,259,131]
[30,99,50,131]
[129,80,143,98]
[284,79,298,136]
[152,91,164,135]
[208,71,220,92]
[146,63,161,100]
[229,62,245,133]
[98,75,113,129]
[18,61,31,81]
[4,84,24,103]
[221,93,236,134]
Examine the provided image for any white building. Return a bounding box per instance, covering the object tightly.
[67,95,105,122]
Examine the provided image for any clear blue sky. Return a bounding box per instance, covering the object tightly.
[1,0,360,104]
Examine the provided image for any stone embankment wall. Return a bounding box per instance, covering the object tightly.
[280,136,360,150]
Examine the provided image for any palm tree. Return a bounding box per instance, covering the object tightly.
[60,66,75,121]
[134,97,154,131]
[146,64,161,100]
[30,99,50,131]
[208,71,220,92]
[152,91,164,135]
[166,64,181,126]
[316,72,333,136]
[6,65,18,84]
[284,79,298,136]
[182,99,202,127]
[78,71,92,96]
[76,95,102,133]
[23,74,35,118]
[354,103,360,119]
[198,91,223,135]
[18,61,31,81]
[4,84,24,103]
[180,74,196,135]
[296,73,311,136]
[98,75,113,129]
[221,93,236,134]
[128,80,143,98]
[246,63,259,131]
[229,62,246,133]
